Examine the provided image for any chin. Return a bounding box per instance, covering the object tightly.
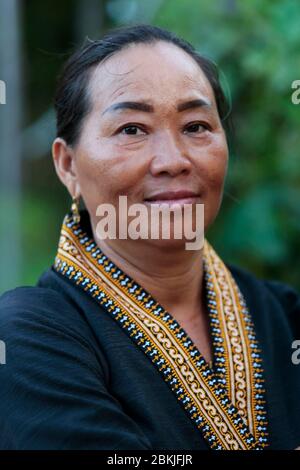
[141,236,203,253]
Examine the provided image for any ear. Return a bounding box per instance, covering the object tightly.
[52,138,81,198]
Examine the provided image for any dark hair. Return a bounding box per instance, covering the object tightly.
[54,24,232,147]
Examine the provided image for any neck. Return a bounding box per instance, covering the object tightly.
[91,232,204,322]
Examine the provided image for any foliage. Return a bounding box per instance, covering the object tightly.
[18,0,300,290]
[156,0,300,288]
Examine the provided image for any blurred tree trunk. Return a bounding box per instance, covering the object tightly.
[0,0,23,293]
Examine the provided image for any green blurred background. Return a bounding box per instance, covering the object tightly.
[0,0,299,294]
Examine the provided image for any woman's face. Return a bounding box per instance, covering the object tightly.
[55,41,228,248]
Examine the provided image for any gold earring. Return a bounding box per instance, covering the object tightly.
[71,196,80,224]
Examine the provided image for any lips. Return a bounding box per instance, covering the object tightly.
[144,190,200,202]
[143,190,201,208]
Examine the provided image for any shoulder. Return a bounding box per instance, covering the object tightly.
[0,270,100,359]
[0,282,65,327]
[0,282,66,316]
[0,281,71,327]
[0,273,151,450]
[0,269,110,389]
[227,263,300,328]
[228,263,300,306]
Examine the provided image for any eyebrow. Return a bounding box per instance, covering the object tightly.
[102,98,212,115]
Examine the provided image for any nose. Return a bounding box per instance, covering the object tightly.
[149,130,192,177]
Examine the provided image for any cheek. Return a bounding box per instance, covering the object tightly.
[75,140,149,206]
[76,154,111,198]
[195,135,228,228]
[196,134,228,193]
[206,155,228,193]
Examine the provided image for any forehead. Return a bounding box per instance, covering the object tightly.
[88,41,216,110]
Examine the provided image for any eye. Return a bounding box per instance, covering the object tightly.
[119,125,146,136]
[184,122,209,134]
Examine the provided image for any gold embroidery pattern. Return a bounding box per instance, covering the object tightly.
[204,244,268,442]
[53,214,269,450]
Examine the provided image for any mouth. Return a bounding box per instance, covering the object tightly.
[144,190,201,207]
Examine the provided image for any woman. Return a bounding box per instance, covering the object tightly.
[0,24,299,451]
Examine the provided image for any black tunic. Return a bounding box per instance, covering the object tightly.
[0,215,299,450]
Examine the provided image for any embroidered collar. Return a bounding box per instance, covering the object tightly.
[53,213,269,450]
